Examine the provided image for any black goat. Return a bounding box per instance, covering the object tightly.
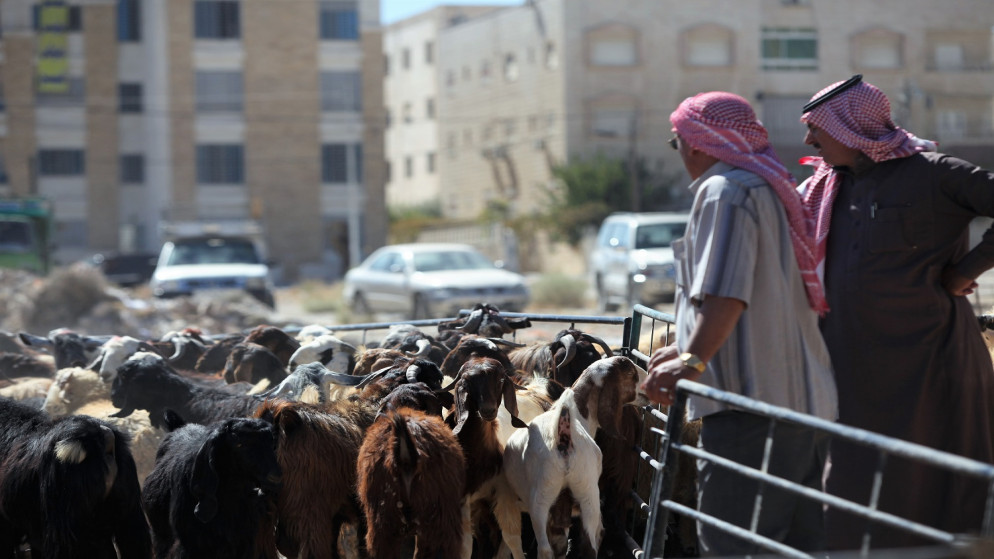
[19,328,111,370]
[142,412,282,559]
[0,397,151,559]
[110,354,264,428]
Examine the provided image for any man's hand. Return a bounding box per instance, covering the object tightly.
[641,350,704,406]
[942,267,978,297]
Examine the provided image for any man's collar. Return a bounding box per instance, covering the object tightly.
[687,161,735,191]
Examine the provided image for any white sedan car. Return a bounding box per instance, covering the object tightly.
[342,243,530,320]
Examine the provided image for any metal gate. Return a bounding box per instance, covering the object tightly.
[625,304,994,559]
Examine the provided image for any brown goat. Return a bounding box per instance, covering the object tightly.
[223,342,288,385]
[245,325,301,368]
[357,405,466,559]
[254,399,369,559]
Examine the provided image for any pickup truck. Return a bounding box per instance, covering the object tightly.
[149,222,276,308]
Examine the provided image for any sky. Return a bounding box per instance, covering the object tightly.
[380,0,523,25]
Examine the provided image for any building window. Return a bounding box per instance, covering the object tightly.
[319,1,358,40]
[320,71,361,111]
[402,102,412,123]
[119,83,143,113]
[426,98,435,120]
[322,143,362,183]
[504,53,519,81]
[0,156,7,183]
[425,41,434,64]
[761,27,817,70]
[33,4,82,32]
[120,154,145,183]
[402,48,411,70]
[38,149,85,176]
[196,144,244,184]
[194,0,240,40]
[404,156,413,178]
[196,71,243,112]
[322,144,347,183]
[852,29,903,70]
[426,152,436,174]
[480,60,492,83]
[590,107,636,138]
[545,42,559,69]
[36,76,85,107]
[934,44,965,70]
[590,39,637,66]
[683,25,734,67]
[117,0,141,41]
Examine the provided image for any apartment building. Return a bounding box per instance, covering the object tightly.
[0,0,386,281]
[384,0,994,223]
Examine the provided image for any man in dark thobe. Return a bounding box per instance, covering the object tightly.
[800,75,994,549]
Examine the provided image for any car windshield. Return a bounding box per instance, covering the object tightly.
[635,222,686,249]
[412,250,495,272]
[165,238,260,266]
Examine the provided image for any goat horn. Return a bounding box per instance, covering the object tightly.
[557,334,576,369]
[581,333,614,358]
[458,309,484,332]
[406,363,420,383]
[169,338,188,361]
[405,339,432,358]
[355,366,393,389]
[438,368,464,392]
[489,337,525,348]
[318,371,369,387]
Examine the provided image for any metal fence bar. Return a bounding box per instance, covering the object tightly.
[627,305,994,558]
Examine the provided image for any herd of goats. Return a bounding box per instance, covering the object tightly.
[0,304,689,559]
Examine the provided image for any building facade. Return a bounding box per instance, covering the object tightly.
[384,0,994,225]
[0,0,386,281]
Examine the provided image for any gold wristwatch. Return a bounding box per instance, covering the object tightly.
[679,352,706,373]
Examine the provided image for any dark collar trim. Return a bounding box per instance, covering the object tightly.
[802,74,862,114]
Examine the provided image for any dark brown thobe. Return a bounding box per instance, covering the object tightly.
[819,152,994,549]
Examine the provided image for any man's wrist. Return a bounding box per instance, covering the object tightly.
[679,352,706,373]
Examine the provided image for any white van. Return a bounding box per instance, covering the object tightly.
[589,212,688,312]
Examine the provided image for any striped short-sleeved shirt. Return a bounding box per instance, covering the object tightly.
[674,162,838,421]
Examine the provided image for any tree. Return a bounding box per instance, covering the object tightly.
[541,154,681,245]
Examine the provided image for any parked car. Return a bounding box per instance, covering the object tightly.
[343,243,530,320]
[589,212,689,312]
[150,234,276,308]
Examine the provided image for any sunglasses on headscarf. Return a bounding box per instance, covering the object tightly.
[669,136,680,150]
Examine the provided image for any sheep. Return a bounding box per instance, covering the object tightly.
[222,342,289,385]
[0,396,151,558]
[358,358,449,404]
[0,376,53,401]
[110,354,265,428]
[253,399,369,559]
[508,329,614,387]
[142,411,281,559]
[295,324,334,344]
[494,355,641,559]
[87,335,157,384]
[357,404,466,559]
[352,347,407,376]
[288,334,358,373]
[259,361,351,404]
[42,367,163,485]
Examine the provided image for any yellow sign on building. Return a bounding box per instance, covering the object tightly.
[37,0,69,94]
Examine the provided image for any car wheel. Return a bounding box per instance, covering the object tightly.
[595,275,617,313]
[411,294,432,320]
[351,292,371,316]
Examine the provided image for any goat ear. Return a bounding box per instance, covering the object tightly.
[572,376,596,421]
[502,376,526,428]
[451,382,471,437]
[192,432,220,522]
[597,375,623,439]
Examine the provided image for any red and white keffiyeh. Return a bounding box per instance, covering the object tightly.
[671,91,828,315]
[799,79,937,291]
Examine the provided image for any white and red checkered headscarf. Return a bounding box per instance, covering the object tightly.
[671,91,828,315]
[799,79,937,290]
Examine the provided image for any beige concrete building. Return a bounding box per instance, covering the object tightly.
[383,4,507,210]
[388,0,994,227]
[0,0,386,281]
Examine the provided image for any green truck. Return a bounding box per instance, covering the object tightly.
[0,197,54,275]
